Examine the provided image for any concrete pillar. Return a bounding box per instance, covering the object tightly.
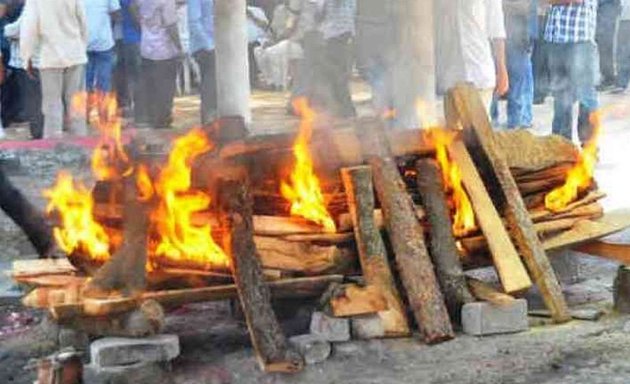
[214,0,251,124]
[391,0,437,129]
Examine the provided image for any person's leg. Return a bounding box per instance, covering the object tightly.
[615,21,630,89]
[194,50,217,125]
[153,58,177,128]
[548,43,574,140]
[325,34,356,118]
[596,4,620,87]
[576,42,600,145]
[506,44,534,128]
[17,69,45,139]
[86,52,96,94]
[63,64,87,136]
[39,68,64,138]
[94,49,116,94]
[115,41,130,109]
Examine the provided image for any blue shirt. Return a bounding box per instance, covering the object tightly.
[85,0,121,51]
[187,0,213,53]
[544,0,598,43]
[120,0,141,44]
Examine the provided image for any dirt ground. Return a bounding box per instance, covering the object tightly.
[1,85,630,383]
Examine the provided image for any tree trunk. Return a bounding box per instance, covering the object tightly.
[341,166,410,337]
[416,158,473,321]
[218,175,303,373]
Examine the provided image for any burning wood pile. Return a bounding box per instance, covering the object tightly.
[10,84,630,373]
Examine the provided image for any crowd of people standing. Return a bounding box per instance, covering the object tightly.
[0,0,627,146]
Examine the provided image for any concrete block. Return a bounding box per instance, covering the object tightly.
[549,249,582,285]
[83,362,173,384]
[309,311,350,342]
[59,327,90,351]
[288,334,331,365]
[351,315,385,339]
[90,335,180,368]
[461,299,529,336]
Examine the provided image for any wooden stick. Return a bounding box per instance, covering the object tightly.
[447,83,570,323]
[416,158,474,320]
[218,175,303,373]
[466,277,517,307]
[448,140,531,293]
[340,166,410,337]
[370,155,454,343]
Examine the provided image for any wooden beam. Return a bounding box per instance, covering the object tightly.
[416,158,474,320]
[341,166,410,337]
[218,175,303,373]
[447,83,570,323]
[448,140,531,293]
[575,241,630,265]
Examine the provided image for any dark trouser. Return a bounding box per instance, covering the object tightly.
[140,58,177,128]
[1,68,23,127]
[317,33,356,118]
[116,43,142,120]
[596,3,621,85]
[548,42,599,144]
[616,20,630,89]
[0,167,53,257]
[248,42,260,88]
[193,49,217,125]
[14,68,45,139]
[87,49,116,93]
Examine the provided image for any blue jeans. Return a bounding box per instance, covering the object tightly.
[506,43,533,128]
[616,21,630,89]
[87,49,115,93]
[548,42,599,144]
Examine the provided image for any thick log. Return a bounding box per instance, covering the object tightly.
[447,83,570,323]
[370,155,454,343]
[448,140,531,293]
[466,278,516,307]
[340,166,410,337]
[416,158,473,320]
[84,167,151,298]
[218,175,303,373]
[330,284,389,318]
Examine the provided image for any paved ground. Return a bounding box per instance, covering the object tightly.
[1,85,630,383]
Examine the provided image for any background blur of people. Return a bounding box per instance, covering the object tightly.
[20,0,88,139]
[596,0,622,90]
[187,0,216,125]
[533,0,550,104]
[135,0,183,129]
[247,3,270,89]
[614,0,630,92]
[115,0,142,120]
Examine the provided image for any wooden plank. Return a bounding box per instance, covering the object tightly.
[449,140,531,293]
[11,259,76,277]
[447,83,570,323]
[544,209,630,252]
[341,166,410,337]
[575,241,630,265]
[466,277,516,307]
[330,285,389,318]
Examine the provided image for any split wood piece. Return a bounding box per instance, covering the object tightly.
[330,284,389,318]
[46,275,344,320]
[84,168,151,298]
[466,277,517,307]
[447,83,570,323]
[254,236,356,276]
[337,207,426,233]
[369,156,454,343]
[11,259,76,278]
[279,232,355,245]
[416,158,474,320]
[448,140,532,293]
[513,163,575,182]
[13,274,86,288]
[543,209,630,252]
[218,175,303,373]
[340,166,410,337]
[576,241,630,265]
[530,191,606,222]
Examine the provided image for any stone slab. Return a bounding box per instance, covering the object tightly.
[462,299,529,336]
[90,335,180,368]
[309,311,350,342]
[83,362,172,384]
[288,334,331,365]
[351,315,385,339]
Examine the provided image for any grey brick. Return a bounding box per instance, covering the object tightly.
[90,335,180,368]
[309,311,350,342]
[461,299,529,336]
[288,334,331,364]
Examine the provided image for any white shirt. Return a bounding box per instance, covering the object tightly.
[85,0,121,52]
[436,0,506,93]
[20,0,89,69]
[621,0,630,21]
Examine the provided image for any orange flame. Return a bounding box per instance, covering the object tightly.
[43,172,111,261]
[545,111,601,212]
[280,98,336,233]
[430,130,476,237]
[152,128,229,269]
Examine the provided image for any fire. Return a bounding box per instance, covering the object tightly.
[545,111,601,212]
[280,98,337,233]
[43,172,111,261]
[430,130,476,237]
[152,128,229,269]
